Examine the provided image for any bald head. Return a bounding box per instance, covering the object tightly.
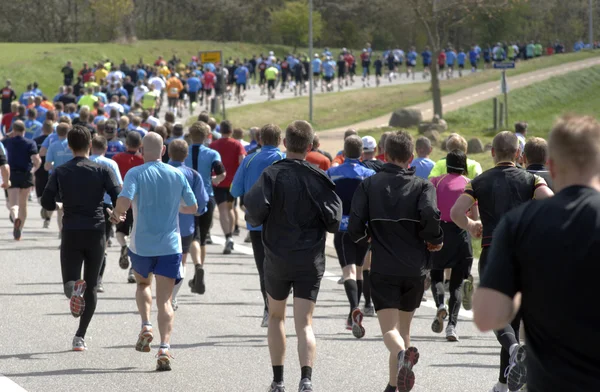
[142,132,165,161]
[492,131,519,163]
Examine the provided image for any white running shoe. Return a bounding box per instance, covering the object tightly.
[488,382,508,392]
[446,324,459,342]
[72,336,87,351]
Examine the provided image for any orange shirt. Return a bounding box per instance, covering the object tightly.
[332,152,345,166]
[166,78,183,98]
[306,151,331,171]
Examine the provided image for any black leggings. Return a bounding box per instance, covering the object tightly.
[249,230,267,311]
[480,247,522,383]
[60,229,106,338]
[430,266,465,326]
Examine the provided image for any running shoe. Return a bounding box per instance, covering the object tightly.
[155,347,173,371]
[363,305,376,317]
[172,298,178,311]
[13,218,22,240]
[462,275,474,311]
[223,238,234,254]
[506,344,527,392]
[268,381,286,392]
[337,277,344,285]
[488,382,508,392]
[72,336,87,351]
[136,325,154,352]
[397,346,419,392]
[119,246,129,269]
[189,277,197,293]
[70,279,86,318]
[431,305,447,334]
[298,378,313,392]
[351,307,366,339]
[97,280,105,293]
[261,309,269,328]
[244,232,252,243]
[43,219,50,229]
[446,324,459,342]
[127,268,136,283]
[194,266,206,294]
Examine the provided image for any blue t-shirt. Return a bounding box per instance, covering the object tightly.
[469,50,479,64]
[323,61,335,77]
[187,77,202,93]
[457,52,466,65]
[311,59,322,73]
[169,161,209,237]
[2,136,37,172]
[34,106,48,124]
[446,51,457,65]
[137,69,147,81]
[407,51,418,65]
[90,154,123,205]
[42,132,59,149]
[93,115,106,125]
[230,146,285,231]
[106,140,126,159]
[184,144,222,197]
[120,161,197,257]
[326,159,375,231]
[46,138,73,171]
[235,66,249,84]
[24,119,43,140]
[421,51,432,65]
[19,91,34,106]
[411,157,435,179]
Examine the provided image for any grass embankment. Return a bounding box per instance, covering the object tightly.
[358,65,600,257]
[223,50,600,130]
[0,40,350,95]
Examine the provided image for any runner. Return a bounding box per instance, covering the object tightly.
[429,150,476,342]
[1,102,18,135]
[234,63,249,103]
[184,121,226,295]
[104,120,126,158]
[437,50,446,78]
[258,59,268,96]
[0,143,9,188]
[265,63,279,100]
[326,135,375,338]
[244,120,342,392]
[311,54,322,89]
[387,50,396,82]
[322,57,336,92]
[1,80,17,116]
[474,115,600,392]
[292,57,305,96]
[186,72,202,114]
[41,125,121,351]
[108,132,198,371]
[89,135,124,293]
[450,131,553,392]
[469,45,479,73]
[332,129,358,167]
[360,49,371,87]
[348,131,443,392]
[524,137,553,189]
[337,54,347,91]
[209,121,245,254]
[422,47,432,79]
[429,134,483,179]
[361,135,384,173]
[112,131,145,284]
[34,121,53,228]
[231,124,285,327]
[411,136,435,179]
[305,135,332,171]
[374,55,383,86]
[165,74,183,117]
[446,47,457,78]
[457,49,466,77]
[167,139,208,311]
[202,68,216,110]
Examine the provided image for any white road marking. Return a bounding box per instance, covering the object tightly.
[0,375,27,392]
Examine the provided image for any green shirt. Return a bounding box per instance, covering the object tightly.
[265,67,279,81]
[428,158,483,180]
[142,91,159,110]
[534,44,543,56]
[78,94,98,108]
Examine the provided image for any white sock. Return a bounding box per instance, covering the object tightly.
[172,263,186,300]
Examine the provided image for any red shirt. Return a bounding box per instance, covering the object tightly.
[1,112,15,133]
[344,54,355,67]
[112,151,144,179]
[306,151,331,171]
[375,153,386,162]
[209,137,246,188]
[438,52,446,66]
[80,68,92,82]
[203,72,216,90]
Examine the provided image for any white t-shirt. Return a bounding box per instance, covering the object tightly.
[146,116,160,128]
[107,70,124,83]
[105,102,125,114]
[133,86,148,103]
[148,76,166,92]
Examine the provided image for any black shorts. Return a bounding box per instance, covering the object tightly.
[471,61,478,68]
[439,64,445,70]
[432,222,473,270]
[179,89,186,100]
[260,72,266,84]
[313,72,320,78]
[204,88,213,96]
[116,208,134,235]
[485,58,491,64]
[267,80,276,89]
[265,273,323,302]
[10,171,33,189]
[334,231,369,268]
[188,91,198,102]
[458,64,465,69]
[168,97,178,107]
[338,70,345,78]
[235,83,246,93]
[214,187,234,204]
[370,272,425,312]
[181,234,193,254]
[295,75,303,84]
[375,70,382,77]
[195,197,216,245]
[388,63,395,71]
[34,169,49,198]
[324,76,333,83]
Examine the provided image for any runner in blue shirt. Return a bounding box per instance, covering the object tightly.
[109,132,197,372]
[186,75,202,114]
[234,65,249,104]
[19,85,34,106]
[167,139,208,311]
[136,67,147,82]
[446,48,457,78]
[104,120,125,159]
[24,109,43,140]
[469,46,479,72]
[325,135,375,339]
[421,47,432,79]
[322,58,336,92]
[184,121,226,295]
[311,55,322,89]
[457,49,467,77]
[406,47,418,80]
[230,124,285,327]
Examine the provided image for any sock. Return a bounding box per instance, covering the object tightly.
[225,233,232,239]
[384,385,396,392]
[159,343,169,350]
[142,321,152,328]
[356,280,363,307]
[362,270,371,307]
[235,224,239,231]
[172,263,185,300]
[343,279,359,310]
[272,365,284,383]
[301,366,312,381]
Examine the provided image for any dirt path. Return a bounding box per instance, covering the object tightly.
[317,57,600,153]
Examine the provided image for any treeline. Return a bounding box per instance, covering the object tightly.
[0,0,596,49]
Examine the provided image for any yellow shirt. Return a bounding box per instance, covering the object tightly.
[94,69,108,83]
[159,66,170,78]
[265,67,279,81]
[78,94,98,108]
[84,81,99,89]
[142,91,159,110]
[428,158,483,180]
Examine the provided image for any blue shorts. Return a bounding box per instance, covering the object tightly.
[129,250,182,281]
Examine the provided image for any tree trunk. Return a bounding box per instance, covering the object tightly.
[430,57,443,118]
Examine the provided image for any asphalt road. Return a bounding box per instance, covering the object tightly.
[0,194,504,392]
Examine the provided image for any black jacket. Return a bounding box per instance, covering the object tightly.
[348,163,443,277]
[244,159,342,279]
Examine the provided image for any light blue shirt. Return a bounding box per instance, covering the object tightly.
[24,119,43,140]
[311,58,322,73]
[90,154,123,206]
[42,132,59,148]
[411,157,435,179]
[120,161,197,257]
[185,144,222,197]
[169,161,209,237]
[46,138,73,171]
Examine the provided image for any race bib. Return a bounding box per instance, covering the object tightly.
[170,88,179,95]
[339,215,350,231]
[411,60,417,66]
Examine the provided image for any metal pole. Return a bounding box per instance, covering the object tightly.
[221,51,226,119]
[308,0,313,123]
[504,70,508,128]
[590,0,594,47]
[493,97,498,130]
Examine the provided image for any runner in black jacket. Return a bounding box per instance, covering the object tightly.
[244,120,342,392]
[348,131,443,392]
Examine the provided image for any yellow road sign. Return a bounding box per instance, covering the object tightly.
[199,51,222,64]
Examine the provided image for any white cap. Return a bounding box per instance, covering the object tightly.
[362,136,377,152]
[269,51,274,55]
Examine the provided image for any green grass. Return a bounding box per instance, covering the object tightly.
[0,40,351,96]
[222,50,600,131]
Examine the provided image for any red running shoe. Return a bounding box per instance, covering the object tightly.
[397,346,420,392]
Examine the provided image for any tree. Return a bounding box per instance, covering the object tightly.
[271,1,324,50]
[404,0,525,118]
[90,0,135,41]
